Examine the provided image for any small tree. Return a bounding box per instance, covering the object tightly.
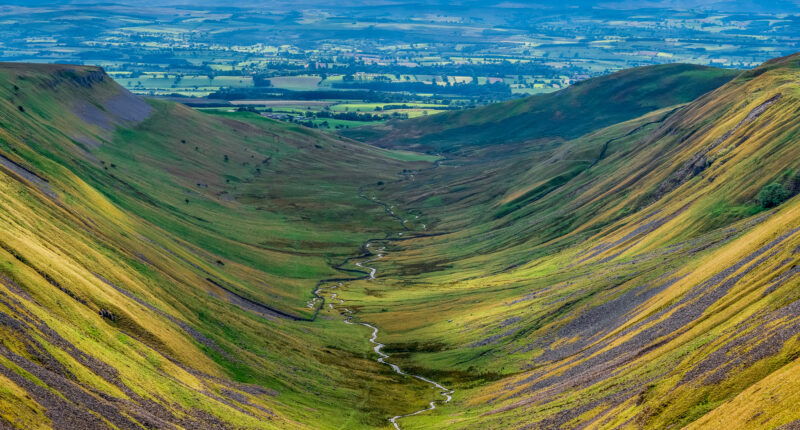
[759,182,790,208]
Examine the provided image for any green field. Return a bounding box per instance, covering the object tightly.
[268,75,322,91]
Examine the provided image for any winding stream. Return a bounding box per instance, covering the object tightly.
[321,243,454,429]
[315,162,451,427]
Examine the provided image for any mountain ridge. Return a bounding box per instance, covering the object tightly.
[342,63,740,154]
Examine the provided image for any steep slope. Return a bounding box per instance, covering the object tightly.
[342,63,739,154]
[0,63,440,428]
[326,53,800,428]
[2,53,799,430]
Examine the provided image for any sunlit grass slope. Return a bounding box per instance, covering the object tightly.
[337,53,800,428]
[1,53,796,429]
[0,62,438,428]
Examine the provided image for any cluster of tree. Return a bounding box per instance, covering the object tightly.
[312,110,394,121]
[316,121,352,129]
[380,103,456,110]
[252,75,272,87]
[758,169,800,208]
[311,58,581,80]
[331,80,513,98]
[209,88,406,102]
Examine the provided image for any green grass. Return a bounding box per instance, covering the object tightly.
[3,54,800,430]
[326,53,800,429]
[313,118,383,129]
[0,62,439,428]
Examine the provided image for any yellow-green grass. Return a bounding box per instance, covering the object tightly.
[329,53,800,428]
[0,62,439,428]
[3,53,800,429]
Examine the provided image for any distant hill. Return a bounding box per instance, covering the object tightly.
[343,63,739,153]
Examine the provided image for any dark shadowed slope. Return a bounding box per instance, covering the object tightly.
[342,63,739,154]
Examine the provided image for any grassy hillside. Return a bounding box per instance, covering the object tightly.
[0,62,441,428]
[323,52,800,428]
[342,63,739,154]
[3,52,800,430]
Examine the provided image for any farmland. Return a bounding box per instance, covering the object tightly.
[1,1,798,115]
[196,101,457,130]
